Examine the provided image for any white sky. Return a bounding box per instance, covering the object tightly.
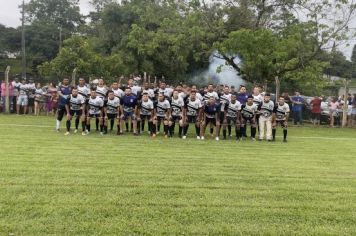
[0,0,355,59]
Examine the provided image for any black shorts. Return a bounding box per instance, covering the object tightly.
[205,117,217,126]
[88,113,101,118]
[226,116,238,125]
[28,98,35,106]
[311,113,321,120]
[241,117,255,126]
[57,106,67,121]
[70,110,82,117]
[275,120,287,128]
[107,113,118,120]
[171,116,182,122]
[187,115,197,123]
[156,116,167,122]
[140,114,151,120]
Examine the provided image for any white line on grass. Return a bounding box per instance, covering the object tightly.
[0,123,355,140]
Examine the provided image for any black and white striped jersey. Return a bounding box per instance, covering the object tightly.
[67,94,85,111]
[226,101,241,118]
[113,88,124,99]
[171,97,184,116]
[96,86,108,100]
[185,98,202,117]
[88,96,104,115]
[140,100,154,116]
[219,93,232,112]
[77,85,90,99]
[105,97,120,114]
[241,103,258,119]
[259,101,275,118]
[252,94,263,106]
[274,103,290,121]
[155,99,171,117]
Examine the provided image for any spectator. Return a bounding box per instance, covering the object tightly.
[310,96,322,126]
[12,79,20,113]
[347,94,353,127]
[292,91,304,125]
[1,80,14,112]
[352,94,356,127]
[328,97,339,128]
[46,82,58,116]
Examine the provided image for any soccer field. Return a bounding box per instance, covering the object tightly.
[0,115,355,235]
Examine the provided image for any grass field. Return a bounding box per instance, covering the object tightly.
[0,114,356,235]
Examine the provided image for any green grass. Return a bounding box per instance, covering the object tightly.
[0,114,356,235]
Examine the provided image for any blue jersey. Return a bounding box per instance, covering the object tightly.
[204,103,220,118]
[57,85,72,107]
[120,94,138,113]
[237,93,248,105]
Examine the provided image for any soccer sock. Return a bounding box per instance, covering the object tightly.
[157,123,161,132]
[96,118,99,131]
[104,125,108,133]
[272,128,276,140]
[82,121,86,132]
[66,120,71,132]
[210,127,214,135]
[178,126,183,136]
[148,122,153,133]
[223,129,227,139]
[235,127,241,138]
[137,121,141,133]
[125,122,129,132]
[240,126,245,138]
[137,120,144,132]
[152,124,156,134]
[75,118,79,130]
[110,119,114,131]
[117,125,120,133]
[100,124,104,132]
[184,125,189,135]
[164,125,169,135]
[251,127,256,138]
[87,124,91,132]
[56,120,60,130]
[130,123,133,132]
[171,122,175,136]
[195,126,200,136]
[283,129,287,140]
[228,125,231,136]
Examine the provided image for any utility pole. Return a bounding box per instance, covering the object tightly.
[5,66,11,113]
[21,0,26,80]
[342,78,350,128]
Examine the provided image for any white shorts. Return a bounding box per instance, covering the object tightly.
[347,105,352,116]
[17,95,28,106]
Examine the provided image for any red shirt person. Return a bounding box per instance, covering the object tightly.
[310,96,322,126]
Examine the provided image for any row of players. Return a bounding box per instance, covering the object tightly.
[56,78,290,142]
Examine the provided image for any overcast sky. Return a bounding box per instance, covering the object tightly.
[0,0,355,59]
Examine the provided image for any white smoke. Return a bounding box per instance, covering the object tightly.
[190,53,245,87]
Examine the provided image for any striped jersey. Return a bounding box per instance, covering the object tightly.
[67,94,85,111]
[155,99,171,117]
[105,97,120,114]
[274,103,290,121]
[241,103,258,119]
[226,101,241,118]
[259,100,275,118]
[185,98,202,117]
[140,99,154,116]
[88,96,104,115]
[171,97,185,116]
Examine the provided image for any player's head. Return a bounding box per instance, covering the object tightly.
[208,84,214,92]
[128,78,134,86]
[36,83,41,89]
[108,90,115,100]
[173,90,179,99]
[253,86,260,95]
[90,88,96,98]
[160,82,166,89]
[264,93,271,102]
[79,78,85,85]
[144,82,149,89]
[279,96,285,105]
[125,87,132,96]
[176,85,182,92]
[98,78,104,86]
[224,86,230,94]
[112,82,118,89]
[72,88,78,97]
[295,91,300,96]
[208,96,215,104]
[158,92,165,102]
[190,90,196,100]
[247,95,254,105]
[21,78,26,84]
[231,94,237,102]
[63,78,69,85]
[239,85,246,93]
[142,92,149,102]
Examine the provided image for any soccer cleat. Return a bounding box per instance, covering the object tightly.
[201,136,205,140]
[164,135,168,138]
[182,136,187,139]
[283,139,288,143]
[85,130,89,135]
[133,133,139,136]
[64,132,70,136]
[74,129,78,134]
[215,137,220,141]
[251,138,256,141]
[100,132,104,136]
[196,136,201,140]
[152,134,156,138]
[55,129,60,132]
[258,139,263,141]
[82,132,86,136]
